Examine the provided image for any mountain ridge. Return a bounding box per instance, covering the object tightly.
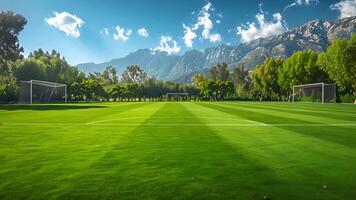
[77,16,356,83]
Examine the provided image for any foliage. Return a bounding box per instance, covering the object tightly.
[199,79,234,101]
[278,50,330,98]
[13,58,46,81]
[121,65,147,83]
[317,34,356,95]
[209,62,229,81]
[252,58,283,101]
[340,94,356,103]
[80,79,105,101]
[0,11,27,75]
[230,65,252,97]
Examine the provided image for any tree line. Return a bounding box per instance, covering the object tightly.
[0,11,355,103]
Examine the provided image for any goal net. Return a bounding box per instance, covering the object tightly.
[292,82,336,103]
[165,93,189,101]
[19,80,67,104]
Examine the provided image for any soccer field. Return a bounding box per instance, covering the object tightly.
[1,102,356,199]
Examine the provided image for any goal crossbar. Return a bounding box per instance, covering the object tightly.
[21,80,66,88]
[292,82,336,104]
[19,80,67,104]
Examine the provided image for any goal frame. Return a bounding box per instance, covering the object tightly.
[292,82,336,104]
[165,93,189,101]
[20,80,67,104]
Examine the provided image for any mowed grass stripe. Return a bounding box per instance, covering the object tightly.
[201,102,353,125]
[0,102,144,124]
[56,103,280,199]
[1,102,356,199]
[222,102,356,122]
[185,102,356,199]
[0,103,164,200]
[188,102,356,199]
[197,102,356,149]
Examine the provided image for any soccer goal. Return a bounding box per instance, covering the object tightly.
[292,82,336,104]
[19,80,67,104]
[165,93,189,101]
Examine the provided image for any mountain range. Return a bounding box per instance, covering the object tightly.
[77,16,356,83]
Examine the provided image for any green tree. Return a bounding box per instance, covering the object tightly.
[69,82,84,101]
[81,79,105,101]
[278,50,329,98]
[317,35,356,95]
[192,72,206,88]
[101,66,118,85]
[0,11,27,75]
[109,84,126,101]
[122,65,147,83]
[252,58,283,101]
[209,62,229,81]
[231,65,252,97]
[14,58,46,81]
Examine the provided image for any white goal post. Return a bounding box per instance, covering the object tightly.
[19,80,67,104]
[165,93,189,101]
[292,82,336,104]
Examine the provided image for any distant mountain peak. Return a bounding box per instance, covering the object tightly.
[77,16,356,83]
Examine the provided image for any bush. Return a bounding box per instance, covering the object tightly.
[340,94,356,103]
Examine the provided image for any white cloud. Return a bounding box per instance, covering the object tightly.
[236,5,287,43]
[209,33,221,43]
[113,26,132,42]
[45,11,84,38]
[138,28,149,37]
[331,0,356,18]
[216,20,221,24]
[284,0,319,10]
[153,35,181,55]
[183,24,197,48]
[183,2,221,47]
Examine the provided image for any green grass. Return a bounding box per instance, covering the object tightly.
[1,102,356,200]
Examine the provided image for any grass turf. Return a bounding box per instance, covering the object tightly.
[0,102,356,199]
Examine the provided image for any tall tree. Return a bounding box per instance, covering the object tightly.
[231,65,251,96]
[210,62,230,81]
[192,73,205,88]
[0,11,27,75]
[121,65,147,83]
[317,35,356,95]
[252,58,283,101]
[81,79,105,101]
[13,58,46,81]
[278,50,329,97]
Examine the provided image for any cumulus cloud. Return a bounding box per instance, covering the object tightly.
[153,35,181,55]
[45,11,84,38]
[113,26,132,42]
[209,33,221,43]
[183,24,197,48]
[182,2,221,47]
[236,4,287,43]
[138,28,149,37]
[330,0,356,18]
[284,0,319,10]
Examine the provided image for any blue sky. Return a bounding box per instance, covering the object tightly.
[0,0,354,65]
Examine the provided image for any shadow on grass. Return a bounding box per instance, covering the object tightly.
[0,104,108,111]
[57,103,281,200]
[198,102,356,149]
